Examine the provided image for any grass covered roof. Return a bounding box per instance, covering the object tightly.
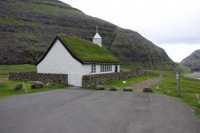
[36,35,119,65]
[58,35,119,64]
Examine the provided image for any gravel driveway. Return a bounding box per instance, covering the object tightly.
[0,88,199,133]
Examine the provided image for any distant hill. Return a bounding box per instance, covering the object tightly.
[181,49,200,71]
[0,0,175,70]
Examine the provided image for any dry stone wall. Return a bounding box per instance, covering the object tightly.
[9,72,68,84]
[82,70,158,88]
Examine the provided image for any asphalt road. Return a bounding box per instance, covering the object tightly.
[0,88,199,133]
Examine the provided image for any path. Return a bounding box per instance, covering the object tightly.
[0,89,199,133]
[129,78,160,91]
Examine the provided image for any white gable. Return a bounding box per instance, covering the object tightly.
[93,33,101,38]
[37,39,90,86]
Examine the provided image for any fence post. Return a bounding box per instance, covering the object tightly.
[23,82,27,93]
[176,71,180,96]
[196,93,200,104]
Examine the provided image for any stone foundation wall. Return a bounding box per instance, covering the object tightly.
[9,72,68,84]
[82,70,158,88]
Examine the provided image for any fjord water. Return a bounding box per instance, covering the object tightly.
[186,72,200,80]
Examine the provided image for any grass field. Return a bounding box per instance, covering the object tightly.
[0,64,67,98]
[0,64,36,76]
[0,80,66,98]
[150,70,200,117]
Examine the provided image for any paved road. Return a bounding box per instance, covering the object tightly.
[0,88,199,133]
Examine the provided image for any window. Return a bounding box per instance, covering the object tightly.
[91,65,96,73]
[100,64,112,72]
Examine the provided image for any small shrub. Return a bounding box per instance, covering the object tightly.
[143,88,153,92]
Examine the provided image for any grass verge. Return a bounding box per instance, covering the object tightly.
[0,64,36,76]
[0,64,67,98]
[150,70,200,118]
[0,80,66,98]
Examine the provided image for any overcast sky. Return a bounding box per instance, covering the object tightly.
[60,0,200,62]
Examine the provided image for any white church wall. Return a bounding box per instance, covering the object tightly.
[37,40,90,86]
[118,65,120,72]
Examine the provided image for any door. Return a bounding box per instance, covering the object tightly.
[115,65,118,72]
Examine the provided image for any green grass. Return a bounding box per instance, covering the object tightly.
[103,75,155,88]
[120,65,133,72]
[0,64,36,76]
[59,35,119,63]
[0,64,67,98]
[176,63,191,76]
[10,0,83,16]
[0,18,42,26]
[150,70,200,117]
[15,33,38,40]
[0,79,66,98]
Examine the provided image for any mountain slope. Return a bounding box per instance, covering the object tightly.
[181,49,200,71]
[0,0,175,70]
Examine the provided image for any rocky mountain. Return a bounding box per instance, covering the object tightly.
[181,49,200,71]
[0,0,175,70]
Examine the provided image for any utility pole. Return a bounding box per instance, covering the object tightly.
[176,71,180,96]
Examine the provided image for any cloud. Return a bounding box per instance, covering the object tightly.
[142,16,200,44]
[158,43,200,62]
[62,0,200,44]
[61,0,200,61]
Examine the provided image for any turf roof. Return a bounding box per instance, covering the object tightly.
[37,35,119,64]
[58,35,119,64]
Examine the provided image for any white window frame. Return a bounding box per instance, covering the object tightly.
[91,64,96,73]
[100,64,112,72]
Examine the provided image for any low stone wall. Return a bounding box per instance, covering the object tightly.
[9,72,68,84]
[82,70,158,88]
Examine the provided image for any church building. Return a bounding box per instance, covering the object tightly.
[36,30,120,86]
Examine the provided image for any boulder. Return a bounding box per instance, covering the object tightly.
[123,87,132,91]
[110,86,117,91]
[96,85,105,90]
[143,88,153,92]
[164,89,171,94]
[46,82,54,87]
[13,84,23,90]
[31,81,44,89]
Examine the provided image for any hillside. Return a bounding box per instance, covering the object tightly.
[181,49,200,71]
[0,0,175,70]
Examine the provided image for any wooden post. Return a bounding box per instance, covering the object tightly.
[23,82,27,93]
[196,93,200,104]
[123,81,126,89]
[89,72,92,86]
[176,71,180,96]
